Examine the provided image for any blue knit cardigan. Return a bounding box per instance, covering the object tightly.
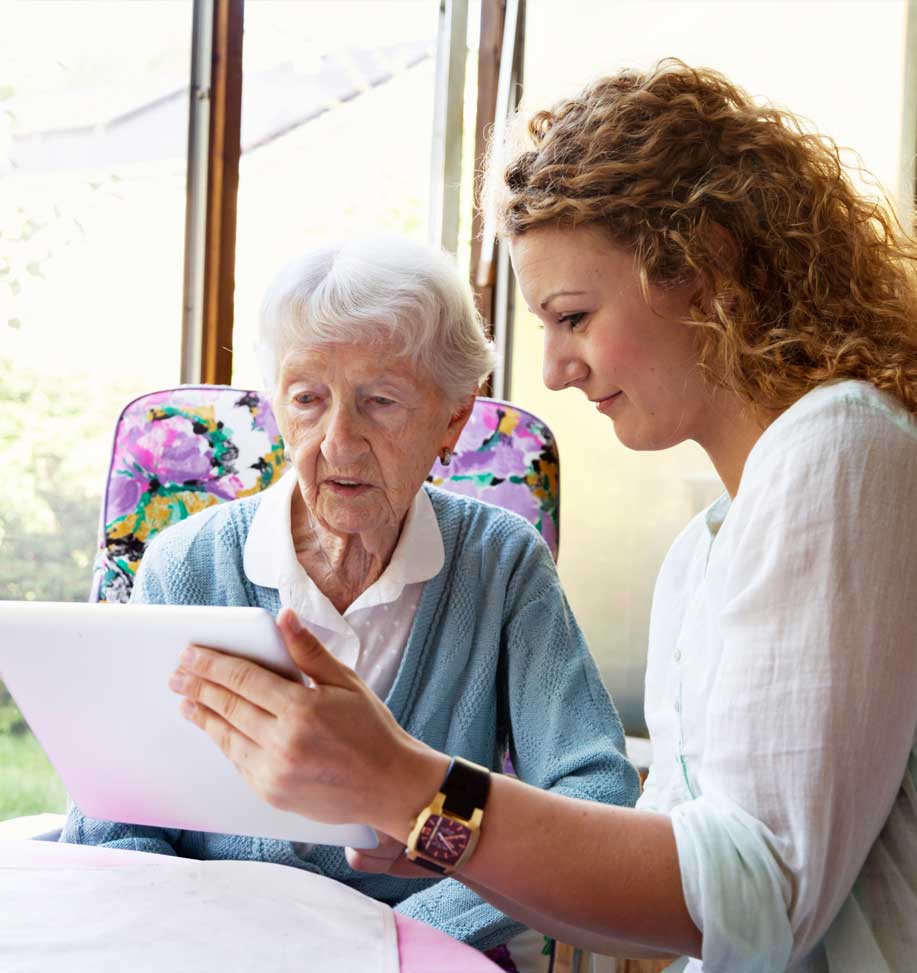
[61,486,640,950]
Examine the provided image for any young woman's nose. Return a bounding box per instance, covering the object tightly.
[320,402,370,466]
[542,331,588,391]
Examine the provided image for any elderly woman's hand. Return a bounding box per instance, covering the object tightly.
[168,608,449,839]
[345,833,433,878]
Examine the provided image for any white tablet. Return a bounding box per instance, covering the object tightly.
[0,601,376,849]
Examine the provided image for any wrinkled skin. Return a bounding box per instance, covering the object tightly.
[273,341,472,611]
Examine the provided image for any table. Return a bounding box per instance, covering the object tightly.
[0,838,499,973]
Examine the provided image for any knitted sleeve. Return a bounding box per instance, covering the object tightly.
[395,878,527,952]
[130,505,230,606]
[504,561,641,807]
[59,804,181,856]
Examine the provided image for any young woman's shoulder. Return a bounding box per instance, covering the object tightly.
[730,379,916,549]
[747,379,916,479]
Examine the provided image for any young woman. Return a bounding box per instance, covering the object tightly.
[168,62,917,972]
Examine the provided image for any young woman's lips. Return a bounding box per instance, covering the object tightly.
[595,391,623,415]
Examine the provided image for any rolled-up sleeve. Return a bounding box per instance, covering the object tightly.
[671,394,917,971]
[672,797,793,971]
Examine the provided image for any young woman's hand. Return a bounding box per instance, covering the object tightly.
[168,608,449,839]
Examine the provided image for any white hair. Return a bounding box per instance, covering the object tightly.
[257,236,498,404]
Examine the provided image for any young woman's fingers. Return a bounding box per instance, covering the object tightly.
[178,644,301,715]
[277,609,361,689]
[179,697,259,773]
[171,669,276,748]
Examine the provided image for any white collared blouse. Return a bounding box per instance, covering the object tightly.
[243,470,444,700]
[639,381,917,972]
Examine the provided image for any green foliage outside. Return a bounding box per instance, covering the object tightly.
[0,358,103,603]
[0,730,67,820]
[0,355,135,820]
[0,683,25,735]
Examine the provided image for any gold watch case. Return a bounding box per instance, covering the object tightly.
[405,791,484,875]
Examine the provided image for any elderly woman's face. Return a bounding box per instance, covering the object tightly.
[274,343,468,535]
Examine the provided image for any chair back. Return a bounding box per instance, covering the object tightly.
[92,388,559,604]
[426,397,559,556]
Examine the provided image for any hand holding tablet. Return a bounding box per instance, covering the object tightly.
[167,608,446,842]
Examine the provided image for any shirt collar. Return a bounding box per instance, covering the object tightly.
[243,470,445,608]
[704,491,732,537]
[243,469,302,589]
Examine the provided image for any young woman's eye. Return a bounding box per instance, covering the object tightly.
[558,312,586,330]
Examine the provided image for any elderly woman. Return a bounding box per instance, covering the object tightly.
[62,235,640,959]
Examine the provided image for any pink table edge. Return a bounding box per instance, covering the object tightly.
[3,840,499,973]
[396,913,501,972]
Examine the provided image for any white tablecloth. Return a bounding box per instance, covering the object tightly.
[0,840,399,973]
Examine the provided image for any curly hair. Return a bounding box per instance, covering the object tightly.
[490,59,917,414]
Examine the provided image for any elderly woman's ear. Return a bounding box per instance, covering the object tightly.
[442,394,476,454]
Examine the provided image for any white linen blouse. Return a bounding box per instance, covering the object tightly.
[243,470,444,700]
[638,381,917,972]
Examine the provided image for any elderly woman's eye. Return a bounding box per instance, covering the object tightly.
[369,396,396,407]
[293,392,319,405]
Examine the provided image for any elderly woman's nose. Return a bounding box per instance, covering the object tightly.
[542,332,587,391]
[320,402,370,464]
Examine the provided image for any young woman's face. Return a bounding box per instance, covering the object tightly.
[510,223,716,452]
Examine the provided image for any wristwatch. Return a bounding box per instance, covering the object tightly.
[404,756,491,875]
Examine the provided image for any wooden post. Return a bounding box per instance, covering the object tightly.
[200,0,243,385]
[471,0,523,399]
[470,0,504,339]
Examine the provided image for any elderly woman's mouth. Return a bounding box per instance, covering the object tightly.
[323,478,375,495]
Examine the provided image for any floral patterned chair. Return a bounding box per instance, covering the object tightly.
[91,386,560,604]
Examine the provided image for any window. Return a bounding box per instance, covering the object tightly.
[1,0,194,819]
[231,0,442,387]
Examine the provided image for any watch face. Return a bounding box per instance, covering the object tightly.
[418,813,471,864]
